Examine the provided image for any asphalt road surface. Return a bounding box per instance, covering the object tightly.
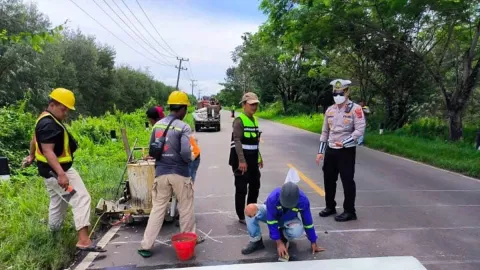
[85,110,480,270]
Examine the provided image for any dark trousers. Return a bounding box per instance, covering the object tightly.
[322,147,357,213]
[233,165,261,220]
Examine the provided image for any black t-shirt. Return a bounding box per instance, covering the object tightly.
[35,113,78,178]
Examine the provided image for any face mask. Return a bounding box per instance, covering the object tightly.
[334,95,346,104]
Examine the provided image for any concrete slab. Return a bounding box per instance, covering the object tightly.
[173,257,427,270]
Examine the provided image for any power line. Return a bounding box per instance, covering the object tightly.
[92,0,171,66]
[108,0,175,63]
[135,0,179,57]
[187,61,195,80]
[68,0,172,67]
[121,0,176,58]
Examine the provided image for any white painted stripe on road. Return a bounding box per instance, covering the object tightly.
[107,226,480,246]
[194,204,480,216]
[364,147,480,183]
[74,225,120,270]
[195,189,480,199]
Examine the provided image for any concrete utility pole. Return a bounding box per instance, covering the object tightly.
[175,57,188,89]
[190,79,197,96]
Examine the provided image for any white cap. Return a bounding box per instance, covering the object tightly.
[330,79,352,91]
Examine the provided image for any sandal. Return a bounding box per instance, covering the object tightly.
[76,244,107,252]
[138,249,153,258]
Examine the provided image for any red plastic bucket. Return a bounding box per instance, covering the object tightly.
[171,232,197,261]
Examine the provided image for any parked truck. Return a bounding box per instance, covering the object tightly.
[193,97,221,132]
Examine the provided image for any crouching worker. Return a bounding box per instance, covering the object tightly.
[22,88,106,252]
[241,182,325,259]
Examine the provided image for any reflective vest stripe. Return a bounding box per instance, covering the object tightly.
[242,144,258,150]
[267,220,278,225]
[34,112,72,164]
[304,224,314,229]
[153,123,183,132]
[229,144,259,150]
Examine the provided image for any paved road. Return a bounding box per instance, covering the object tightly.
[86,111,480,270]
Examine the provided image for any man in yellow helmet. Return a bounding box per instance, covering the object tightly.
[138,90,203,258]
[22,88,106,252]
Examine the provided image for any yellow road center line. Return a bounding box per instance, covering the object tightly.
[287,163,325,197]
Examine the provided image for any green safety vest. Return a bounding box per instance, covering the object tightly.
[229,113,261,166]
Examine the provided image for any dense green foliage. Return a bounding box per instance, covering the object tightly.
[217,0,480,141]
[0,0,176,116]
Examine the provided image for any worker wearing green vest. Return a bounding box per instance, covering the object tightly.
[229,92,263,224]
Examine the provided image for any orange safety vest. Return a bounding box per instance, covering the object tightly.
[190,135,201,159]
[34,112,72,164]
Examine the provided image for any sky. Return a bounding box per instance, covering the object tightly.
[30,0,266,97]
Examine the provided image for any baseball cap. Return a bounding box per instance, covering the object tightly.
[240,92,260,105]
[280,182,300,209]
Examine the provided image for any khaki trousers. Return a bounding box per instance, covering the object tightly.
[141,174,195,250]
[43,168,92,231]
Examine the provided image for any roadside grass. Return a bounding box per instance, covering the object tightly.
[256,109,480,179]
[0,107,196,269]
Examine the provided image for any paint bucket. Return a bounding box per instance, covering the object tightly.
[171,232,197,261]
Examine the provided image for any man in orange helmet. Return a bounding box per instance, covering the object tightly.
[23,88,106,252]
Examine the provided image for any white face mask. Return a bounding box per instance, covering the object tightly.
[334,95,346,104]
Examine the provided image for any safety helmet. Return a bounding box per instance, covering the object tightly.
[49,88,76,110]
[167,91,190,106]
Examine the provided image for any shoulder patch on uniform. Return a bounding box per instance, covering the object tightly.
[355,107,363,118]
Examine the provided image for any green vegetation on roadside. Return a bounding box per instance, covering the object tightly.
[256,107,480,179]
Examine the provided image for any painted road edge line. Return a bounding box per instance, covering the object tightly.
[287,163,325,197]
[74,225,121,270]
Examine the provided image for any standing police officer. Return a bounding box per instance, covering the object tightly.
[229,92,263,224]
[316,79,365,222]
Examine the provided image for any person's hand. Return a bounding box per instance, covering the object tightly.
[311,243,326,254]
[57,173,70,190]
[316,154,324,166]
[259,160,263,169]
[238,162,247,174]
[335,141,343,147]
[22,155,35,168]
[276,241,288,258]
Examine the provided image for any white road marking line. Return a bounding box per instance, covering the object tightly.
[195,189,480,199]
[194,204,480,216]
[74,225,121,270]
[106,226,480,246]
[155,239,171,246]
[197,229,223,244]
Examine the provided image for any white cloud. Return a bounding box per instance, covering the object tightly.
[30,0,262,97]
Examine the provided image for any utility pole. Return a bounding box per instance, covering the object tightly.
[190,79,197,96]
[197,88,202,100]
[175,57,188,89]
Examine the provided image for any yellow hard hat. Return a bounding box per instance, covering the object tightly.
[167,90,190,106]
[49,88,76,110]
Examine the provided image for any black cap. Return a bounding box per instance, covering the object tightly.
[280,182,299,209]
[146,107,159,119]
